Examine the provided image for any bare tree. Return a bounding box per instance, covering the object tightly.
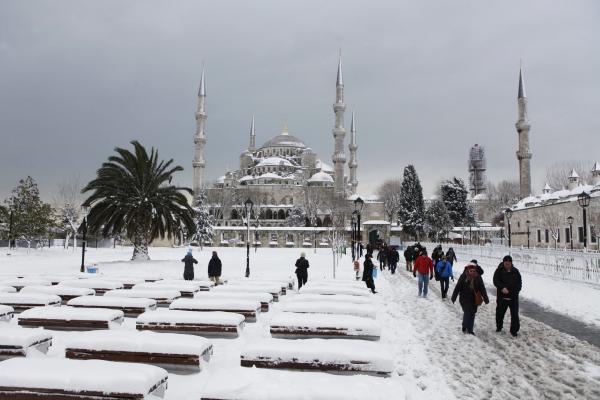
[53,177,85,250]
[479,180,520,223]
[545,161,594,189]
[377,179,402,223]
[537,207,567,249]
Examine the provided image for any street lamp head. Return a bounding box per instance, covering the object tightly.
[577,191,591,208]
[526,220,531,227]
[504,208,513,220]
[354,197,364,213]
[567,215,574,225]
[244,198,254,215]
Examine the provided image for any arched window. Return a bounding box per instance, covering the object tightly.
[278,209,286,220]
[323,215,332,227]
[316,217,323,227]
[259,209,266,219]
[266,209,273,219]
[285,209,290,217]
[230,209,239,220]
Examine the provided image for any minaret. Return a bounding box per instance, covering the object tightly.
[348,111,358,194]
[515,64,532,198]
[249,115,256,151]
[332,53,347,196]
[192,68,207,198]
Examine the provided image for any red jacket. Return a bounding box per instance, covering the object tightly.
[414,255,433,275]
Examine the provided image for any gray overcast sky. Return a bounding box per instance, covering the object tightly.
[1,0,599,201]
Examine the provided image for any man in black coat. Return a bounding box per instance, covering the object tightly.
[493,255,522,337]
[207,251,222,286]
[362,254,377,294]
[181,250,198,281]
[388,246,400,274]
[404,246,415,272]
[294,252,309,290]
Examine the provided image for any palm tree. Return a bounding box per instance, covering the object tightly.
[82,141,195,260]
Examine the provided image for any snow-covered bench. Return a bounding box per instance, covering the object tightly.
[299,285,371,297]
[0,327,52,360]
[104,289,181,307]
[170,298,261,322]
[0,278,52,291]
[289,293,372,305]
[58,279,124,295]
[240,338,394,376]
[18,306,124,331]
[64,330,213,372]
[279,301,376,319]
[270,312,381,341]
[228,279,291,294]
[0,305,13,322]
[0,286,16,294]
[67,296,157,317]
[0,293,61,313]
[136,310,245,338]
[0,358,168,399]
[20,285,95,304]
[194,291,273,312]
[212,284,282,302]
[133,281,206,297]
[200,367,406,400]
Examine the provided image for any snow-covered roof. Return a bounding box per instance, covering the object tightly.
[315,159,334,173]
[569,169,580,179]
[260,133,307,149]
[472,193,488,201]
[593,162,600,173]
[256,157,293,167]
[238,175,255,182]
[362,220,391,225]
[308,171,334,183]
[216,175,226,184]
[347,194,380,202]
[512,183,598,210]
[259,173,283,180]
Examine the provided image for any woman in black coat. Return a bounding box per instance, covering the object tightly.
[294,252,309,290]
[362,254,377,294]
[207,251,222,285]
[181,250,198,281]
[451,264,489,334]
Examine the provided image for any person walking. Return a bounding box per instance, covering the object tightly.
[413,249,434,298]
[181,249,198,281]
[432,245,444,266]
[451,263,489,334]
[388,246,400,274]
[446,247,457,266]
[404,245,415,272]
[207,251,222,286]
[377,246,388,271]
[362,254,377,294]
[435,255,454,299]
[493,255,522,337]
[294,252,309,290]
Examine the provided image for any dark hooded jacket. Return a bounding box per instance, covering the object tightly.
[493,262,522,299]
[451,272,489,309]
[181,254,198,279]
[208,254,222,277]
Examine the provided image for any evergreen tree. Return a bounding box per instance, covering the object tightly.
[4,176,54,248]
[398,165,425,239]
[440,177,475,226]
[425,200,453,242]
[192,189,214,250]
[286,206,306,227]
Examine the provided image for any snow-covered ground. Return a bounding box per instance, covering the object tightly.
[0,246,599,399]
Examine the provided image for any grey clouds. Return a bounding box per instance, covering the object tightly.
[0,0,599,199]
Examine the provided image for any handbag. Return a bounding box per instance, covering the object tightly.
[372,268,378,278]
[474,290,483,306]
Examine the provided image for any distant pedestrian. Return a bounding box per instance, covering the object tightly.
[446,247,457,265]
[353,260,360,280]
[377,246,388,271]
[413,249,434,298]
[432,245,444,265]
[493,255,522,337]
[366,243,374,257]
[181,249,198,281]
[435,255,454,299]
[404,246,415,272]
[388,246,400,274]
[362,254,377,294]
[295,252,310,290]
[451,263,489,334]
[207,251,222,286]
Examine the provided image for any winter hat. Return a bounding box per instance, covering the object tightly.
[187,249,192,256]
[300,252,306,258]
[503,255,513,262]
[470,259,478,265]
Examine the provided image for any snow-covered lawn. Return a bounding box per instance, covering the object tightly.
[0,246,599,399]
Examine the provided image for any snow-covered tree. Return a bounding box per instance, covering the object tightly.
[286,206,306,227]
[53,178,85,250]
[398,165,425,239]
[424,200,453,242]
[546,161,594,189]
[5,176,54,249]
[192,189,214,250]
[377,179,402,223]
[440,177,474,227]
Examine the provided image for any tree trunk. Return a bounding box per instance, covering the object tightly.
[131,226,150,261]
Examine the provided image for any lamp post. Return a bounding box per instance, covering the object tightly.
[80,205,90,273]
[254,218,259,253]
[567,215,574,251]
[244,199,253,278]
[313,219,318,254]
[354,197,364,255]
[578,191,591,250]
[526,220,531,249]
[351,211,357,261]
[8,208,13,250]
[505,208,512,248]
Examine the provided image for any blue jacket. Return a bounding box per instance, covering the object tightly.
[435,260,453,279]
